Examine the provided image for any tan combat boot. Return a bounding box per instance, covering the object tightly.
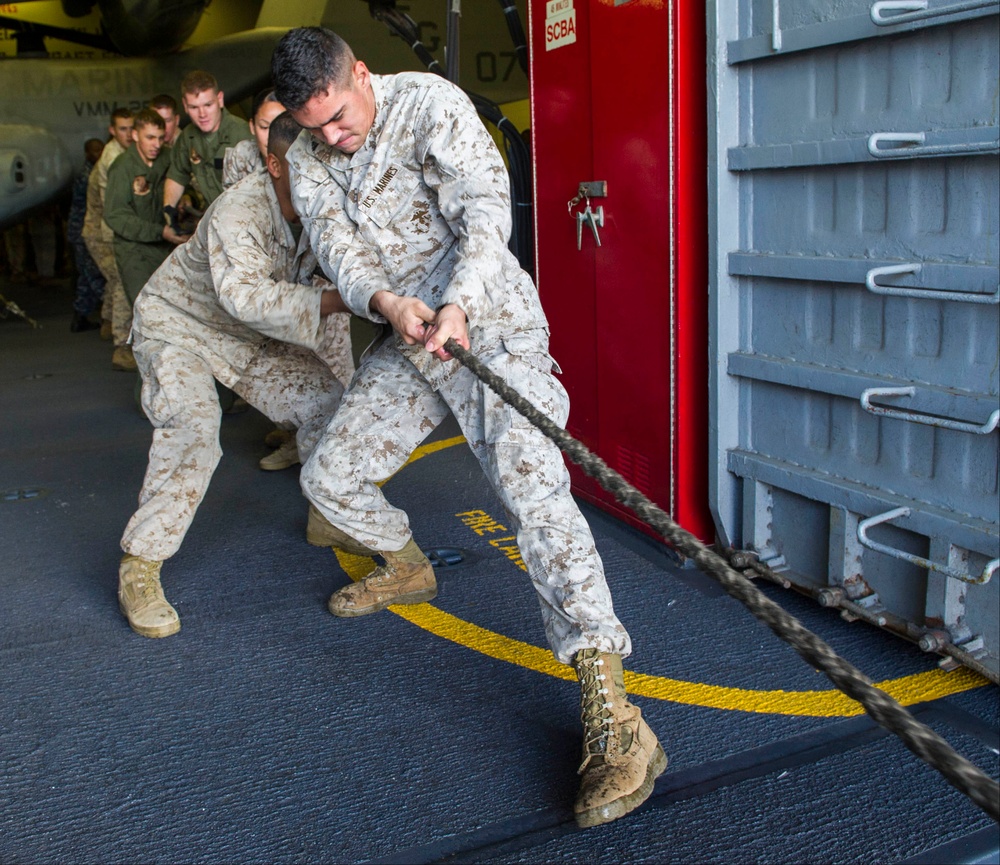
[328,538,437,617]
[572,648,667,828]
[259,437,300,471]
[264,426,294,448]
[118,554,180,638]
[111,345,137,371]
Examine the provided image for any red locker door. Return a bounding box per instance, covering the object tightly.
[529,0,711,542]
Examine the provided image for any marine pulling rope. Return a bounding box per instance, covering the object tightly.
[444,338,1000,823]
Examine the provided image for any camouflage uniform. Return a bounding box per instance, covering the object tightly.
[288,73,630,664]
[82,138,131,345]
[221,138,357,384]
[166,109,252,208]
[104,145,175,305]
[222,138,264,188]
[67,161,106,317]
[122,170,345,562]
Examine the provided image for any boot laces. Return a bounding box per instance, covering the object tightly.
[128,560,163,601]
[366,564,394,586]
[580,658,615,767]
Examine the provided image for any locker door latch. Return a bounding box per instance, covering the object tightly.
[567,181,607,250]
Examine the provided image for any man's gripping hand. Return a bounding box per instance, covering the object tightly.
[371,291,436,345]
[162,225,189,245]
[371,292,469,361]
[162,205,183,233]
[423,303,469,361]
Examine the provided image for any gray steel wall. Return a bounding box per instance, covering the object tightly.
[708,0,999,677]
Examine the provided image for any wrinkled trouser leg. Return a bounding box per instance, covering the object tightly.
[121,339,223,561]
[313,313,356,390]
[122,338,346,562]
[111,281,132,346]
[234,341,345,462]
[300,335,630,664]
[86,235,114,324]
[455,335,631,664]
[71,239,106,317]
[86,235,129,345]
[300,340,450,551]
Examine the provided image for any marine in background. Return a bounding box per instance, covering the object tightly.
[103,109,186,321]
[149,93,181,147]
[81,107,135,369]
[162,69,253,232]
[222,88,285,188]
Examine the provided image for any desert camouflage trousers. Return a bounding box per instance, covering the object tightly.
[122,336,344,561]
[300,329,631,664]
[84,234,130,346]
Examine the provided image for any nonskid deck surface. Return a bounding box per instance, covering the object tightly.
[2,284,998,864]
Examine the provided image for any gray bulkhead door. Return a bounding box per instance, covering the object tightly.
[707,0,1000,677]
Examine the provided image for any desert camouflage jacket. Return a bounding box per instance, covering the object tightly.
[132,170,325,387]
[286,72,547,345]
[222,138,265,189]
[81,138,125,245]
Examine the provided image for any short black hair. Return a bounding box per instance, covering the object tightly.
[252,88,281,121]
[267,111,302,156]
[271,27,355,111]
[84,138,104,161]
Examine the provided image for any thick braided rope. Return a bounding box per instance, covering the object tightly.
[446,339,1000,822]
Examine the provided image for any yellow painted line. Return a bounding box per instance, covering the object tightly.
[401,435,467,466]
[334,435,990,717]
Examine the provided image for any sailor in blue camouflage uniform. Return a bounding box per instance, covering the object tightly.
[68,138,106,332]
[272,27,666,829]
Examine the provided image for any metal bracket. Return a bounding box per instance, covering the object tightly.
[870,0,997,26]
[867,130,999,159]
[860,386,1000,435]
[865,262,1000,304]
[857,507,999,584]
[577,181,607,199]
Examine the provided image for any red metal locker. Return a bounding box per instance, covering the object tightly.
[529,0,711,542]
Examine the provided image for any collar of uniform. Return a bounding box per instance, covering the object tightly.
[218,109,248,145]
[340,72,389,169]
[262,172,296,251]
[364,74,389,156]
[101,138,125,167]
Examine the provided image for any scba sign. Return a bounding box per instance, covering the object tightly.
[545,10,577,51]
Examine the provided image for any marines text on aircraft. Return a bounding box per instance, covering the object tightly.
[0,0,286,228]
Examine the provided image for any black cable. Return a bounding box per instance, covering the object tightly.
[496,0,529,75]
